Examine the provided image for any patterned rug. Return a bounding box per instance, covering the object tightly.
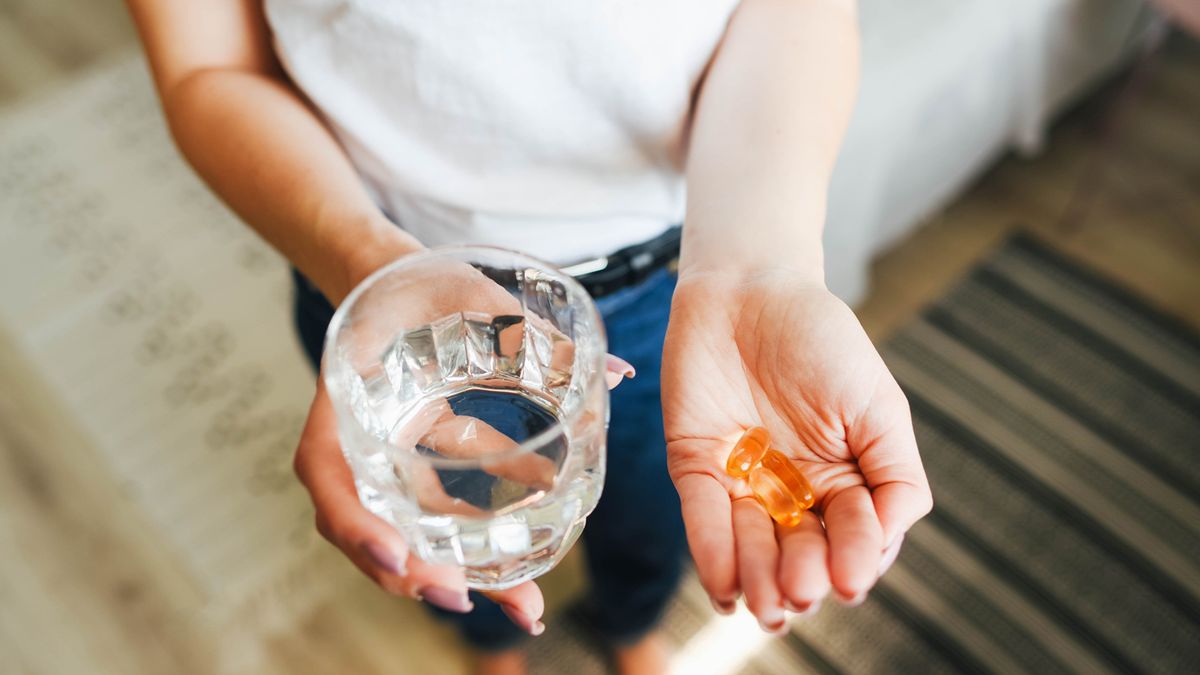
[531,235,1200,675]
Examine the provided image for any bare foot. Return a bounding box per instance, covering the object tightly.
[474,649,526,675]
[613,632,670,675]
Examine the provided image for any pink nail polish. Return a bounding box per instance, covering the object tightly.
[798,601,823,618]
[710,597,736,615]
[758,606,786,633]
[878,534,905,575]
[361,541,406,576]
[606,354,636,379]
[835,591,866,607]
[760,617,788,634]
[500,602,544,635]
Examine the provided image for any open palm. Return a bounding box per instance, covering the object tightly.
[662,272,932,630]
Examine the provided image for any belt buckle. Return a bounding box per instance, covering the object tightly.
[561,256,610,278]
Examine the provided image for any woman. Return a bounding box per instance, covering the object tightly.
[127,1,932,673]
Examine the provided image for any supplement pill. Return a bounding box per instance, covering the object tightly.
[725,426,770,479]
[761,449,815,512]
[748,464,807,527]
[725,428,817,527]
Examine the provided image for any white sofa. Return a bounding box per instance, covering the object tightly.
[826,0,1147,303]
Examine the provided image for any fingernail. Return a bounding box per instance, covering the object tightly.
[361,541,406,576]
[710,597,736,615]
[798,600,823,618]
[835,591,866,608]
[757,606,786,633]
[783,599,808,614]
[421,586,474,613]
[500,602,545,636]
[760,616,788,634]
[879,534,905,575]
[606,354,636,379]
[785,599,825,617]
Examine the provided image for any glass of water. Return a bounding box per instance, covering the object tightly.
[322,246,608,590]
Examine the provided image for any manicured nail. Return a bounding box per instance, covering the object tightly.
[500,603,545,636]
[606,354,636,379]
[760,616,788,634]
[835,591,866,607]
[421,586,474,613]
[783,599,808,614]
[710,597,736,615]
[798,600,823,618]
[361,541,406,576]
[879,534,905,575]
[786,599,826,617]
[757,606,786,633]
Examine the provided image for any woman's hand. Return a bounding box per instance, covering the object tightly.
[292,254,635,634]
[662,270,932,631]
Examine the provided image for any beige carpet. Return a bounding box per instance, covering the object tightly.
[0,55,347,655]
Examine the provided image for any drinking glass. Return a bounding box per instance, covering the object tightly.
[322,246,608,590]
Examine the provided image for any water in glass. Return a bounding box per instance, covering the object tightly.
[326,249,607,590]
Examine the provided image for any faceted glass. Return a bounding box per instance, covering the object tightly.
[322,247,608,590]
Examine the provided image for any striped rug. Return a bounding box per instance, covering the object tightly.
[531,234,1200,675]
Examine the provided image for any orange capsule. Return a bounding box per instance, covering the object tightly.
[748,451,815,527]
[761,450,815,511]
[748,465,806,527]
[725,426,770,479]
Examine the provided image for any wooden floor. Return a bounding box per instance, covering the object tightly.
[859,34,1200,339]
[0,2,1196,673]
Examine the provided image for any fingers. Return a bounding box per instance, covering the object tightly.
[407,460,488,516]
[854,386,932,547]
[878,532,905,576]
[675,471,738,608]
[605,354,636,389]
[872,479,933,549]
[480,453,558,492]
[419,412,557,490]
[823,485,884,603]
[482,582,547,636]
[294,383,471,612]
[777,511,830,612]
[733,497,786,632]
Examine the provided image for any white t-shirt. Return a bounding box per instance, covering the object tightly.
[264,0,739,264]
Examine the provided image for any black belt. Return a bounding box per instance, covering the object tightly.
[563,226,681,298]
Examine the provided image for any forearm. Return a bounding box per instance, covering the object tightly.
[681,0,860,284]
[162,71,421,303]
[128,0,420,306]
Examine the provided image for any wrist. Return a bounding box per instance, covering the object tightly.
[331,217,425,305]
[677,257,825,286]
[674,265,828,300]
[677,242,826,289]
[678,193,828,288]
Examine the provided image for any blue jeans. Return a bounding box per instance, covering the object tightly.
[292,266,687,651]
